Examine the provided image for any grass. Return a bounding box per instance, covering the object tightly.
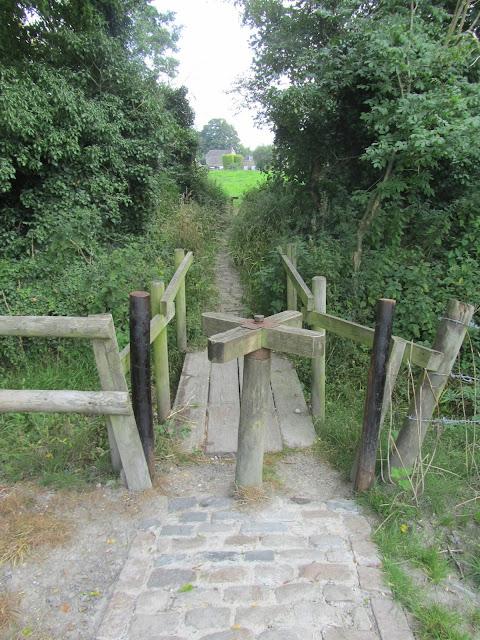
[0,194,226,490]
[0,486,70,567]
[207,169,267,202]
[308,358,480,639]
[0,589,18,634]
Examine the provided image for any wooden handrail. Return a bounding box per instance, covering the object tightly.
[0,390,131,415]
[278,248,314,311]
[305,309,443,371]
[159,251,193,315]
[0,315,113,339]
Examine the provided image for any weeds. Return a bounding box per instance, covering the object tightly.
[0,589,18,634]
[0,487,70,566]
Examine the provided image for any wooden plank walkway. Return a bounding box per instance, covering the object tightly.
[172,350,316,454]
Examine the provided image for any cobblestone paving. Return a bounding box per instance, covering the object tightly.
[96,495,414,640]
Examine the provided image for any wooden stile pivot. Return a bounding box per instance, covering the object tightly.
[236,340,271,487]
[130,291,155,479]
[203,309,324,489]
[355,298,396,493]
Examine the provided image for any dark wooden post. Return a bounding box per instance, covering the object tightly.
[130,291,155,479]
[355,299,396,492]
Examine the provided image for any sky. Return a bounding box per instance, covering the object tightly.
[152,0,274,150]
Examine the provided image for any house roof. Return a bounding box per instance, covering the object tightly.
[205,149,236,166]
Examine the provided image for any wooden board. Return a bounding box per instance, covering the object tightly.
[173,350,310,455]
[207,359,240,454]
[206,403,240,454]
[209,360,240,404]
[172,351,211,452]
[270,354,317,448]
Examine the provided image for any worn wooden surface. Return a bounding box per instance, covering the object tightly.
[306,309,443,370]
[262,325,324,358]
[207,358,241,455]
[236,349,271,488]
[280,246,314,311]
[0,315,113,339]
[0,390,130,415]
[90,314,152,491]
[173,351,211,453]
[173,350,314,454]
[270,355,317,448]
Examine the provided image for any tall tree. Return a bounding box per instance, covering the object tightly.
[0,0,198,257]
[198,118,241,154]
[236,0,480,272]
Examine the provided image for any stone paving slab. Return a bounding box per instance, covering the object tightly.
[95,495,414,640]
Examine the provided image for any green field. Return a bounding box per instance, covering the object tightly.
[208,170,267,201]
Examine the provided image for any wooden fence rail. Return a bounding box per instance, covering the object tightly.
[0,313,151,491]
[0,248,194,491]
[279,244,473,478]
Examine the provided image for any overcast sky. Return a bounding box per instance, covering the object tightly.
[152,0,274,149]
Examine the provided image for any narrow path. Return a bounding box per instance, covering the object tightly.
[215,228,244,315]
[95,221,416,640]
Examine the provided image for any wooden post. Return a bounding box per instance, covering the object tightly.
[130,292,155,479]
[175,248,187,352]
[151,281,171,424]
[355,299,396,492]
[90,314,152,491]
[390,298,474,472]
[286,244,297,311]
[311,276,326,421]
[350,336,406,482]
[235,346,272,489]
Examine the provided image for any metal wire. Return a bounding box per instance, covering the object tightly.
[407,416,478,425]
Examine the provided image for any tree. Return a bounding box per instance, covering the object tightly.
[198,118,241,155]
[253,144,273,171]
[0,0,198,256]
[236,0,480,271]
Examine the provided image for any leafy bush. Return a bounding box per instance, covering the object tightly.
[222,154,235,169]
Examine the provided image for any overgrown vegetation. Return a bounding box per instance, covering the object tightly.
[230,0,480,636]
[0,1,229,488]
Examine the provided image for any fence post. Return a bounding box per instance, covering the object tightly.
[390,298,474,472]
[286,244,297,311]
[175,248,187,351]
[355,299,396,492]
[130,292,155,480]
[90,313,152,491]
[311,276,326,422]
[151,281,171,424]
[236,344,271,489]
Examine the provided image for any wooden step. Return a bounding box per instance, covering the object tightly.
[172,350,315,454]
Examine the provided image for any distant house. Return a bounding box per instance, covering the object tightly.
[243,155,256,170]
[205,148,236,169]
[205,149,256,170]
